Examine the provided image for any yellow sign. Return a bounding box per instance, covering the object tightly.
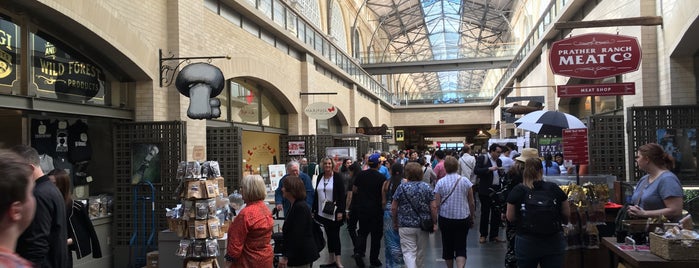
[396,130,405,142]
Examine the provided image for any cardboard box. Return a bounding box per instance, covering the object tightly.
[146,251,159,268]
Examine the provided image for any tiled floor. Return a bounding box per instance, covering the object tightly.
[311,210,508,268]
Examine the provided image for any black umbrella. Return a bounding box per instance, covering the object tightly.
[514,110,586,136]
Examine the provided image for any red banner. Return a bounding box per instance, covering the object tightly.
[562,128,589,165]
[549,33,641,79]
[557,82,635,98]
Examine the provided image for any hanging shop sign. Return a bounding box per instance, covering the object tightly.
[304,102,337,120]
[562,128,589,166]
[0,18,19,88]
[549,33,641,79]
[557,82,635,98]
[31,34,106,102]
[356,126,387,135]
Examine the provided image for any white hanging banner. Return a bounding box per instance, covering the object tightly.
[304,102,337,120]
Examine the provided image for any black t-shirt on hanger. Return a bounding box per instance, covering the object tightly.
[31,119,55,155]
[68,119,92,163]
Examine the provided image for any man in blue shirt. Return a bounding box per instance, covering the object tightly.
[275,161,314,217]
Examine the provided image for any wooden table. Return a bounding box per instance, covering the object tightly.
[600,237,699,268]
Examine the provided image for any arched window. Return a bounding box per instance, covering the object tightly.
[316,116,342,134]
[226,79,287,129]
[352,28,361,60]
[330,1,348,52]
[297,0,322,29]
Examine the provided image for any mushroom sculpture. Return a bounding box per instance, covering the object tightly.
[175,63,224,119]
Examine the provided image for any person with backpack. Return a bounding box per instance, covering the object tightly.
[502,148,537,268]
[506,157,570,268]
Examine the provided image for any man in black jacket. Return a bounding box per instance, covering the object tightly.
[12,145,69,268]
[474,144,504,244]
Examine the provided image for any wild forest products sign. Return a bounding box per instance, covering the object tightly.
[549,33,641,79]
[304,102,337,120]
[32,34,105,102]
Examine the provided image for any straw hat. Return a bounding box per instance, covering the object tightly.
[515,148,540,162]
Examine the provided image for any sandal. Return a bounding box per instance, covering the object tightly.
[490,237,506,243]
[479,237,487,243]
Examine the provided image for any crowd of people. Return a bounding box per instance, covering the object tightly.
[225,142,576,268]
[0,141,682,268]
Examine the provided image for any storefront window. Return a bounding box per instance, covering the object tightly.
[227,79,287,128]
[30,32,108,105]
[0,16,20,94]
[229,81,258,123]
[217,82,229,121]
[316,116,341,134]
[260,93,285,128]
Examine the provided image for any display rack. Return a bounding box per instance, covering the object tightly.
[170,161,229,268]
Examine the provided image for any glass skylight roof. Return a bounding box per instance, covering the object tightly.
[363,0,514,102]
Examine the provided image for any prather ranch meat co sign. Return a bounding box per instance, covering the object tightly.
[549,33,641,79]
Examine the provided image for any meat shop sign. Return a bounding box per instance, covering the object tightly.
[549,33,641,79]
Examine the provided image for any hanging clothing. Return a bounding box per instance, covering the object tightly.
[68,200,102,259]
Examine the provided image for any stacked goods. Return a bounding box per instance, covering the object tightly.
[166,161,232,268]
[561,182,610,249]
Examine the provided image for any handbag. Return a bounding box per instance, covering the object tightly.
[322,200,336,215]
[312,220,325,253]
[400,189,433,233]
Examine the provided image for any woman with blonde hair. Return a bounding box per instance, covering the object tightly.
[313,157,346,268]
[506,158,570,268]
[225,175,274,268]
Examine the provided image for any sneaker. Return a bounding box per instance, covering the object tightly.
[353,255,365,268]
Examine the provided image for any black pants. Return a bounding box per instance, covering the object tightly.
[356,212,383,262]
[479,190,502,239]
[346,210,358,248]
[316,216,342,255]
[505,221,517,268]
[438,216,471,260]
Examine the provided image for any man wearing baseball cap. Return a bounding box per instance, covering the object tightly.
[351,153,386,267]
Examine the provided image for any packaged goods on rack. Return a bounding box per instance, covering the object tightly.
[558,181,611,249]
[167,160,229,268]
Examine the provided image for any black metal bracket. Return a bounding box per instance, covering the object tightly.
[299,92,338,97]
[159,49,230,87]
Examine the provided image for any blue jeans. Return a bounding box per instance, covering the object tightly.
[514,233,565,268]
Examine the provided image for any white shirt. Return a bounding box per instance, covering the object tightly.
[489,156,500,185]
[317,175,335,220]
[499,155,514,173]
[458,153,476,183]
